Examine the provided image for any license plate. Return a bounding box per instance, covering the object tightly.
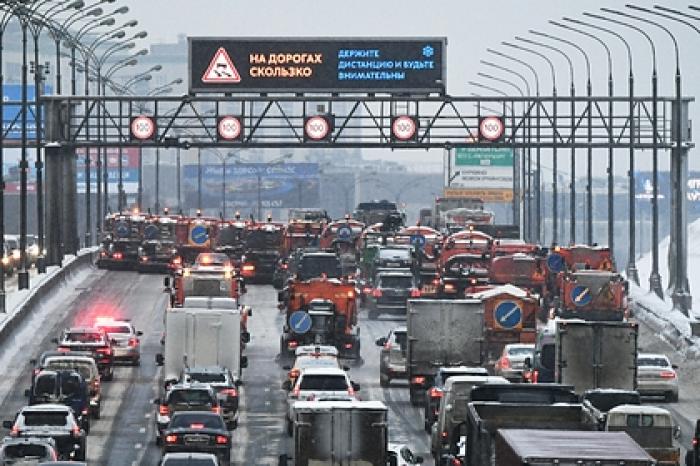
[422,285,437,294]
[184,434,210,445]
[386,262,400,267]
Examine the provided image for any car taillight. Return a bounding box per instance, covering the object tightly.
[242,264,255,272]
[384,341,391,350]
[660,370,676,379]
[451,459,463,466]
[410,288,421,298]
[287,340,298,350]
[212,406,222,414]
[216,435,228,445]
[140,256,148,262]
[165,434,178,444]
[344,343,353,349]
[500,356,511,370]
[172,256,182,266]
[372,289,382,298]
[693,437,698,447]
[221,388,238,397]
[347,290,355,298]
[81,408,89,415]
[429,387,443,398]
[71,426,81,436]
[362,287,372,294]
[432,278,440,285]
[441,430,448,439]
[128,338,138,347]
[347,387,355,397]
[532,370,539,384]
[281,263,288,270]
[113,252,123,260]
[190,423,205,429]
[159,405,169,416]
[10,426,19,437]
[443,283,456,293]
[289,369,300,379]
[412,376,426,386]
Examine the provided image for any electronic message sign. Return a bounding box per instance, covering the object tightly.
[188,37,446,94]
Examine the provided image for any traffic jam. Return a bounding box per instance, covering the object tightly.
[1,194,688,465]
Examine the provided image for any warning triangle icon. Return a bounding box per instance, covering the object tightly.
[202,47,242,84]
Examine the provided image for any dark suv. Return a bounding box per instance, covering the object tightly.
[181,367,240,430]
[53,328,115,381]
[155,383,220,443]
[366,271,418,319]
[26,370,91,433]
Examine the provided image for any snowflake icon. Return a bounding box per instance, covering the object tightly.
[422,45,434,58]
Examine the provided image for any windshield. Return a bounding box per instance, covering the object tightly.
[168,390,213,405]
[298,256,340,280]
[298,375,348,391]
[3,444,49,460]
[34,374,57,397]
[44,361,92,381]
[245,230,282,249]
[22,412,67,427]
[508,346,534,357]
[638,357,670,367]
[186,373,227,384]
[169,413,225,430]
[65,332,103,343]
[380,276,413,289]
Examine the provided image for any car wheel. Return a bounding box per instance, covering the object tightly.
[227,419,238,430]
[155,434,162,446]
[92,403,101,420]
[409,389,423,406]
[286,418,293,436]
[133,357,141,367]
[104,370,114,382]
[667,391,679,402]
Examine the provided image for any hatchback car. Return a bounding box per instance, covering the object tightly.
[53,328,115,381]
[181,367,240,430]
[376,327,407,387]
[155,384,220,443]
[366,271,419,319]
[286,367,359,435]
[160,412,230,465]
[423,366,489,432]
[494,343,535,382]
[3,404,86,461]
[0,437,58,463]
[636,353,679,402]
[94,319,142,366]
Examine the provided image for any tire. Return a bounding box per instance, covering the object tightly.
[667,391,679,402]
[133,357,141,367]
[227,419,238,430]
[286,418,293,437]
[103,369,114,382]
[409,389,422,406]
[75,443,86,461]
[92,403,101,420]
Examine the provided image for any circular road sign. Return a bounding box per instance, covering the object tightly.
[218,116,242,141]
[115,221,130,238]
[410,234,427,249]
[479,116,505,141]
[571,285,593,307]
[546,253,565,273]
[336,225,353,241]
[494,301,523,329]
[304,116,331,141]
[144,224,160,240]
[130,115,156,140]
[289,310,312,335]
[189,225,209,246]
[392,116,418,141]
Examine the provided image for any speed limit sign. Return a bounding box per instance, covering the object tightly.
[217,116,243,141]
[130,115,156,141]
[479,116,505,142]
[304,115,332,141]
[391,115,418,142]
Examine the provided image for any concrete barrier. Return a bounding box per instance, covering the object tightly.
[0,249,96,343]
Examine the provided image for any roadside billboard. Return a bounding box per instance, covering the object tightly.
[189,37,446,94]
[449,147,514,203]
[75,148,140,194]
[2,84,52,140]
[183,162,320,210]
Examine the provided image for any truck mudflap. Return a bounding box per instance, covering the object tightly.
[646,447,681,466]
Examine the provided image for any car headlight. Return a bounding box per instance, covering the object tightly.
[1,257,9,265]
[11,250,20,260]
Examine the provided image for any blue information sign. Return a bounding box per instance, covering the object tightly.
[410,234,426,249]
[190,225,209,245]
[289,310,312,335]
[336,225,352,241]
[115,221,130,238]
[571,286,592,307]
[546,253,565,273]
[494,301,522,329]
[144,224,160,240]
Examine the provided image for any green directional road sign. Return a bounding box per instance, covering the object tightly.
[455,147,513,167]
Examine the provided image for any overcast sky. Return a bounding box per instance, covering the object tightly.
[117,0,700,172]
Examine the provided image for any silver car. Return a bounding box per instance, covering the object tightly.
[494,343,535,382]
[636,353,679,402]
[94,319,142,365]
[376,327,407,387]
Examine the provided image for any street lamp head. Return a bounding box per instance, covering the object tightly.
[133,30,148,39]
[125,59,138,66]
[143,74,153,81]
[99,17,116,26]
[113,6,129,14]
[86,7,103,16]
[171,78,184,85]
[135,48,148,57]
[69,0,85,9]
[112,30,126,39]
[123,19,138,27]
[101,0,116,3]
[151,64,163,72]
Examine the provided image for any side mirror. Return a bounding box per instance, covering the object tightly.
[155,353,164,366]
[2,421,13,429]
[163,277,170,288]
[282,365,292,371]
[235,379,243,387]
[674,425,682,439]
[152,398,161,405]
[247,307,253,317]
[523,357,531,369]
[375,337,387,347]
[351,382,361,392]
[24,389,30,397]
[240,356,248,369]
[672,364,679,370]
[342,365,351,371]
[137,331,143,336]
[29,359,37,366]
[277,303,285,311]
[241,332,251,344]
[282,380,292,391]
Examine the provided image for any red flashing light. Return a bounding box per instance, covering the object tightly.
[410,288,422,298]
[372,289,382,298]
[165,434,178,444]
[429,387,443,398]
[412,376,426,385]
[220,388,238,397]
[215,435,228,445]
[158,405,169,416]
[288,340,298,350]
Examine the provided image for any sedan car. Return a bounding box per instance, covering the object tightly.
[155,384,221,443]
[181,367,240,430]
[53,327,115,381]
[376,327,407,387]
[388,443,424,466]
[494,343,535,382]
[94,319,142,366]
[161,412,231,465]
[637,353,679,402]
[366,271,419,319]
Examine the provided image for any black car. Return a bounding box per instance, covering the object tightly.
[161,412,231,465]
[155,384,221,443]
[26,370,91,433]
[53,328,115,381]
[181,367,240,429]
[366,271,418,319]
[3,404,86,461]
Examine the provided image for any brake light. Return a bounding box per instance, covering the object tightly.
[410,288,421,298]
[9,426,19,437]
[443,283,456,293]
[289,369,300,379]
[372,289,382,298]
[128,338,138,347]
[165,434,178,444]
[432,278,440,285]
[220,388,238,397]
[660,370,676,379]
[211,406,221,414]
[412,376,426,385]
[362,287,372,294]
[281,263,288,270]
[71,426,81,436]
[216,435,228,445]
[441,431,448,439]
[113,252,123,260]
[140,256,148,262]
[347,386,356,397]
[384,340,391,350]
[242,264,255,272]
[287,340,298,350]
[81,408,89,415]
[190,423,205,429]
[172,256,182,266]
[532,370,539,384]
[693,437,698,447]
[344,343,353,349]
[499,356,511,370]
[429,387,443,398]
[159,405,169,416]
